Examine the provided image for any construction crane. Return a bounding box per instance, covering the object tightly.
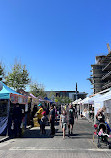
[107,43,111,54]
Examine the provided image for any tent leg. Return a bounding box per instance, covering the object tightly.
[6,100,10,137]
[93,134,94,142]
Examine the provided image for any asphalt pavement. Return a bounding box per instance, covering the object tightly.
[0,117,111,158]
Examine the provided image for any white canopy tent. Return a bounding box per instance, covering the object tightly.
[101,90,111,102]
[79,97,90,119]
[72,98,82,105]
[80,97,90,104]
[82,94,101,105]
[79,90,111,122]
[93,91,111,116]
[80,95,101,119]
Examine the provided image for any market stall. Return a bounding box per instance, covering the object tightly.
[80,97,89,118]
[72,98,82,115]
[29,93,39,112]
[80,97,94,119]
[0,81,28,136]
[94,91,111,124]
[28,93,39,127]
[44,96,54,107]
[16,89,40,127]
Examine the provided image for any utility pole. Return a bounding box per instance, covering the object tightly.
[75,82,80,115]
[76,82,78,100]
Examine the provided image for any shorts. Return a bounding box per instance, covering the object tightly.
[68,118,74,125]
[61,123,67,130]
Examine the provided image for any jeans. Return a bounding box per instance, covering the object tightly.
[14,119,22,137]
[50,121,55,135]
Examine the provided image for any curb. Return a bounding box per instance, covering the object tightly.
[0,136,9,143]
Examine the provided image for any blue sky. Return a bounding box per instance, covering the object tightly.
[0,0,111,95]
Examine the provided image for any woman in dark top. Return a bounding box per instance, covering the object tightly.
[49,104,55,135]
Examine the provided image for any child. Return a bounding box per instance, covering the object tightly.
[98,128,111,137]
[41,111,48,134]
[60,109,67,139]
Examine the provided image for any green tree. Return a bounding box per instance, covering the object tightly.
[55,96,63,104]
[48,90,56,100]
[55,96,72,104]
[5,61,30,90]
[64,96,72,104]
[0,62,5,81]
[30,82,46,98]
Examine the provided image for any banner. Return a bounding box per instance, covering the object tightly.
[0,117,8,135]
[10,94,28,104]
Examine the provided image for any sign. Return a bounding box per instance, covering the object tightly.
[55,99,58,102]
[10,94,28,104]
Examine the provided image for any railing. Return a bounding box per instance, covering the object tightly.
[102,71,111,80]
[102,81,111,89]
[102,61,111,71]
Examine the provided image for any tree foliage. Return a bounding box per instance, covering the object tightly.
[0,62,5,81]
[5,62,30,90]
[55,96,72,104]
[30,82,46,98]
[48,90,56,100]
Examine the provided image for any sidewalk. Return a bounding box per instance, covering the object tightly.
[1,117,111,158]
[0,117,96,144]
[22,117,95,140]
[0,136,9,143]
[22,124,51,138]
[0,125,31,143]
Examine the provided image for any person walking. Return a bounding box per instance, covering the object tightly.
[54,106,58,123]
[75,107,78,120]
[40,111,48,134]
[12,103,22,138]
[35,103,43,133]
[49,104,55,135]
[60,109,67,139]
[67,104,75,137]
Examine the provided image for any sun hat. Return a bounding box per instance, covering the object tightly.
[38,103,42,107]
[42,111,46,115]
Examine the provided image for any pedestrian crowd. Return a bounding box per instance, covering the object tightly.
[9,102,77,139]
[35,103,77,139]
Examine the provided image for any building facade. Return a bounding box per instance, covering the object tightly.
[88,44,111,94]
[45,91,87,101]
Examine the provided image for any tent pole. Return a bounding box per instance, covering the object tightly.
[6,100,10,137]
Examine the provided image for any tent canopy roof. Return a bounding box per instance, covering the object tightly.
[94,90,111,103]
[0,81,22,99]
[44,97,54,103]
[72,98,82,104]
[0,81,20,95]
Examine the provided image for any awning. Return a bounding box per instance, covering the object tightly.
[72,98,82,105]
[0,81,28,104]
[44,97,54,103]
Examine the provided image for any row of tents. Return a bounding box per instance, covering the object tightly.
[72,89,111,123]
[0,81,54,136]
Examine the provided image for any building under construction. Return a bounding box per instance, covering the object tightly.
[88,44,111,94]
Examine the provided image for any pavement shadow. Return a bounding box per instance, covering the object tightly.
[21,128,59,139]
[22,129,50,138]
[70,133,93,139]
[55,132,93,139]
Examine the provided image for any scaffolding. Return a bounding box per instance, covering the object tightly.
[88,44,111,94]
